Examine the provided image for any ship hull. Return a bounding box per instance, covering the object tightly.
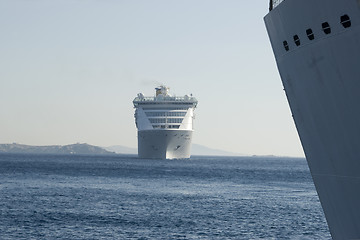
[265,0,360,239]
[137,130,193,159]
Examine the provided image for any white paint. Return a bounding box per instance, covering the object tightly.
[134,108,153,131]
[179,108,194,130]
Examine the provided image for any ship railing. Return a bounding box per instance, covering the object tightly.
[133,96,198,103]
[269,0,284,11]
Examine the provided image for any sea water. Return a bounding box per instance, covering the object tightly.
[0,154,331,239]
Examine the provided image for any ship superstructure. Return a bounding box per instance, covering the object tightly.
[133,86,198,159]
[265,0,360,239]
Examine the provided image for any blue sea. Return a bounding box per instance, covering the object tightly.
[0,154,331,239]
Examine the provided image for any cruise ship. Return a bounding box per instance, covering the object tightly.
[133,86,198,159]
[265,0,360,239]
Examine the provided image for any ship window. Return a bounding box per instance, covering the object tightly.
[283,41,289,51]
[293,35,300,46]
[322,22,331,34]
[146,112,166,117]
[149,118,166,123]
[144,107,188,111]
[306,28,315,40]
[146,111,187,117]
[145,112,186,117]
[167,118,183,123]
[168,112,186,117]
[341,14,351,28]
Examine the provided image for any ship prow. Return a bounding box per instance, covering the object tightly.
[265,0,360,239]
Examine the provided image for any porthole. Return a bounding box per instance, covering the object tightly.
[306,28,315,40]
[283,41,289,51]
[293,35,300,46]
[341,14,351,28]
[322,22,331,34]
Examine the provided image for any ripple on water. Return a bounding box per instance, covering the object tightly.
[0,154,331,239]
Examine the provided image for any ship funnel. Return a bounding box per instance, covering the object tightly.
[155,85,170,96]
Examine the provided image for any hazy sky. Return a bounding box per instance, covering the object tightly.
[0,0,304,157]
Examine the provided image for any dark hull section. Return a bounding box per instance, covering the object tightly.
[265,0,360,239]
[137,130,193,159]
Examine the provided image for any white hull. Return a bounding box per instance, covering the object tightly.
[138,130,193,159]
[265,0,360,239]
[133,86,197,160]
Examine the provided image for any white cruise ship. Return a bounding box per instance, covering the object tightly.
[133,86,198,159]
[265,0,360,239]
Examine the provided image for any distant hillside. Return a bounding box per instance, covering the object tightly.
[104,145,137,154]
[103,143,241,156]
[0,143,240,156]
[0,143,115,155]
[191,144,241,156]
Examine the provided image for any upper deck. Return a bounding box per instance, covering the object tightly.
[133,85,198,108]
[133,96,198,106]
